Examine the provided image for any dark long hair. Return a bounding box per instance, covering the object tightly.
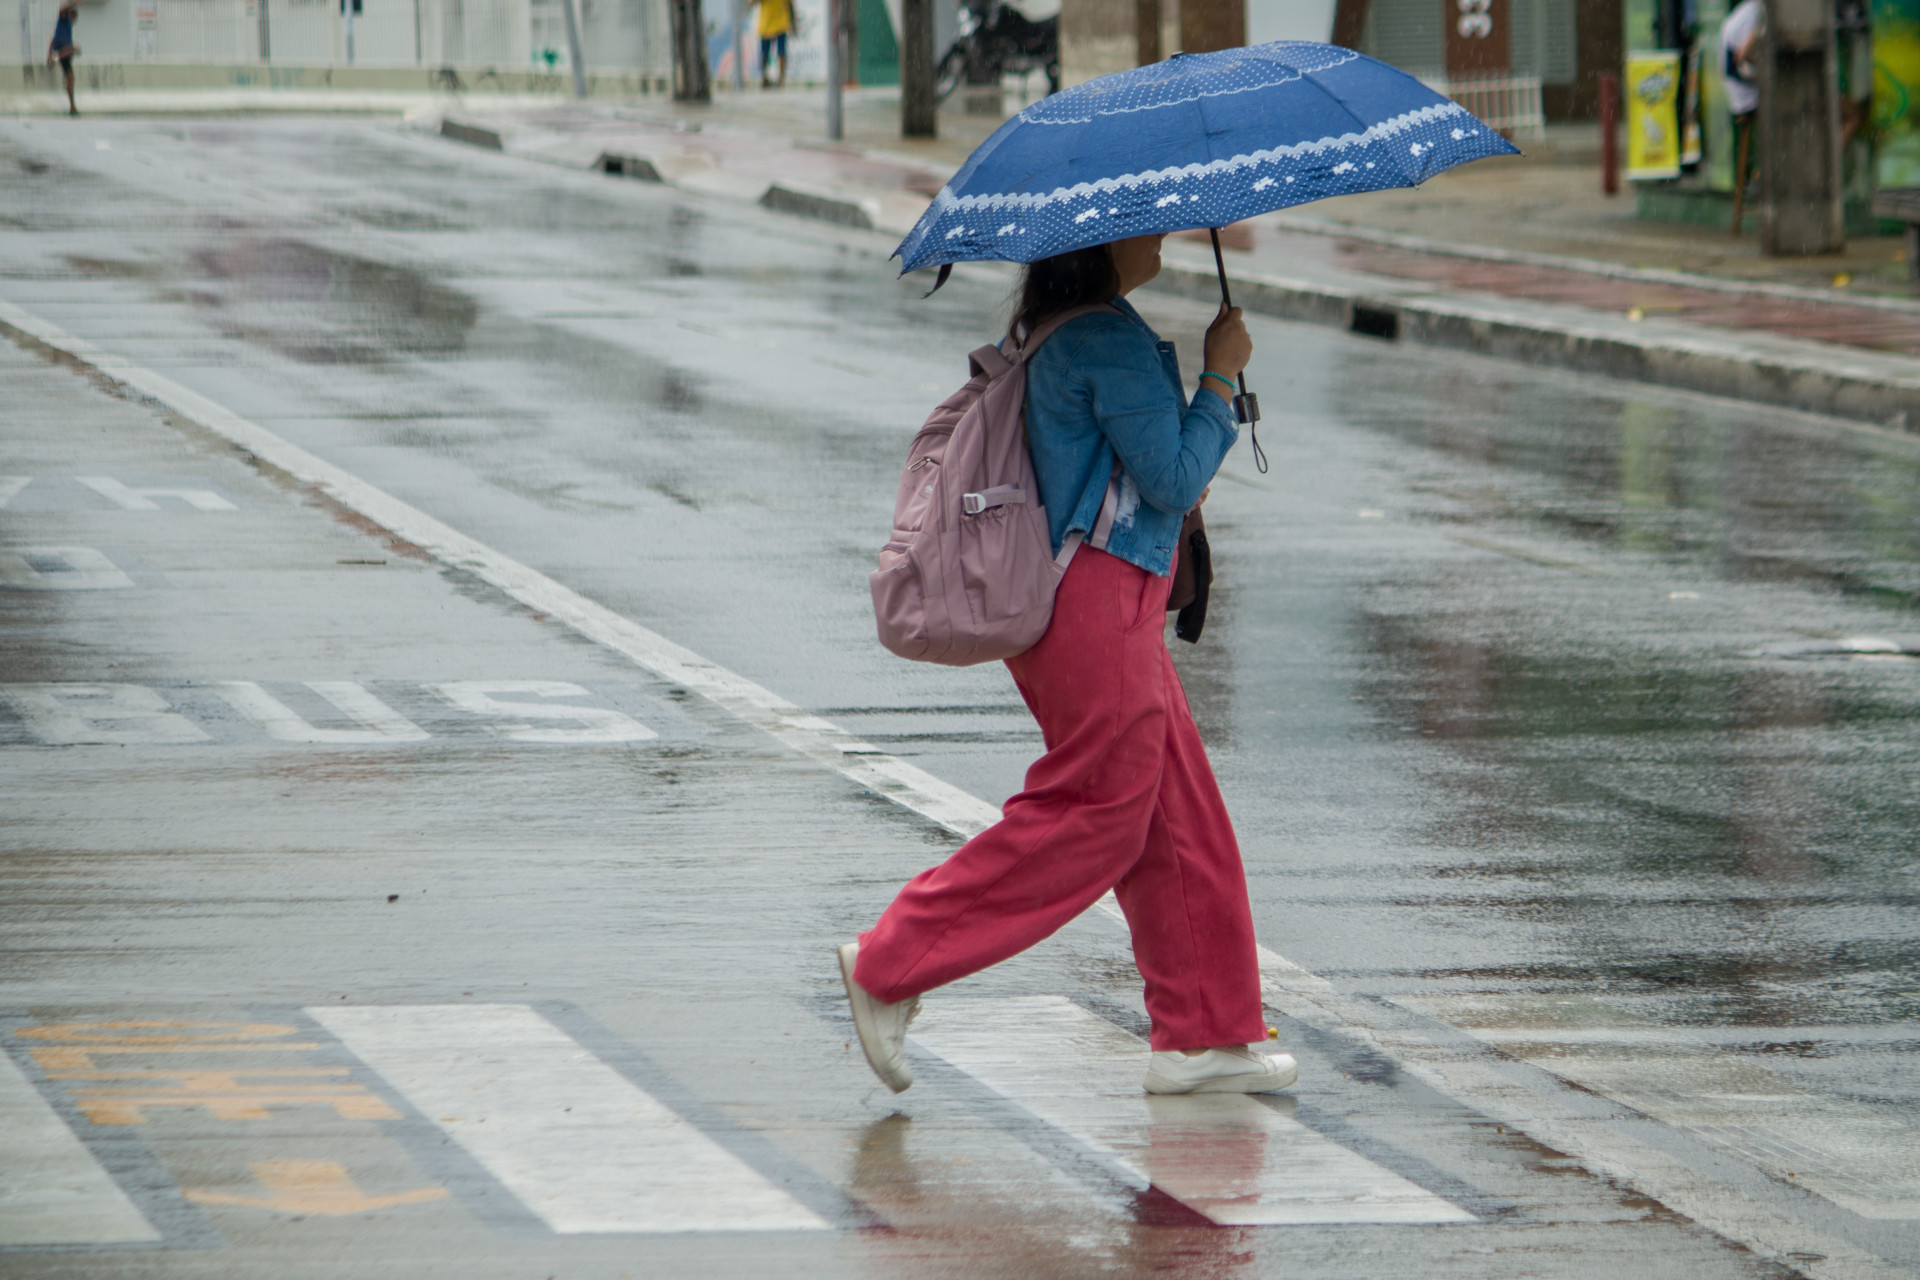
[1012,245,1118,341]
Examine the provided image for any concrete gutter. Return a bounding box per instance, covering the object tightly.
[1152,254,1920,431]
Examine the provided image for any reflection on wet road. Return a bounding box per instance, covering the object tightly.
[1,115,1916,1277]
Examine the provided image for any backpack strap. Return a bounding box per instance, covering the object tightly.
[970,343,1014,379]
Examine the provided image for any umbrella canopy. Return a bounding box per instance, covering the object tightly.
[895,41,1519,275]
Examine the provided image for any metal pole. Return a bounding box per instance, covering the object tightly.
[826,0,843,138]
[1208,228,1264,471]
[345,0,355,64]
[561,0,588,98]
[731,0,744,89]
[1598,71,1618,195]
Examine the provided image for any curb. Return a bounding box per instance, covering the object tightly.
[440,118,504,151]
[1154,260,1920,432]
[758,184,877,231]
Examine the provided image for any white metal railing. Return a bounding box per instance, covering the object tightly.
[1417,70,1547,138]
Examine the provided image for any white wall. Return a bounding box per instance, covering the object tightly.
[1245,0,1331,46]
[2,0,666,67]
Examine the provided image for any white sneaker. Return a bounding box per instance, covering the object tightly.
[1144,1045,1299,1095]
[838,942,919,1093]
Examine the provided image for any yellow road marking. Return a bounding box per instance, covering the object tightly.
[183,1161,448,1216]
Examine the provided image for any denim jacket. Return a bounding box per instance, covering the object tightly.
[1023,296,1239,578]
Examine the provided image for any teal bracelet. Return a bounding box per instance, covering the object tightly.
[1200,370,1236,395]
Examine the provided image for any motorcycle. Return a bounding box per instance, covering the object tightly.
[934,0,1060,104]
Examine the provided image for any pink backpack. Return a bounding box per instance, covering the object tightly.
[871,304,1114,666]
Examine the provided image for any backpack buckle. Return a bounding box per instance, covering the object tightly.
[961,493,987,515]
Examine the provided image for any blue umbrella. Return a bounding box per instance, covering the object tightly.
[895,41,1519,457]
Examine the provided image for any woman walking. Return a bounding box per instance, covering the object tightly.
[839,231,1294,1097]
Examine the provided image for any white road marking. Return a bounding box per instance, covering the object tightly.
[431,680,656,743]
[213,681,430,743]
[0,1046,159,1246]
[307,1004,828,1234]
[2,297,1905,1270]
[76,476,236,512]
[0,546,134,590]
[1260,979,1917,1280]
[1398,994,1920,1221]
[912,996,1473,1226]
[2,683,210,745]
[0,299,994,837]
[0,477,28,509]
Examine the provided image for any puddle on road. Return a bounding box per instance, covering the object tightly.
[179,240,479,365]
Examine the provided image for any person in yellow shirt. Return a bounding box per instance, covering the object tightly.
[757,0,792,88]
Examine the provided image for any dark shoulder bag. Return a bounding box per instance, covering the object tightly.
[1166,507,1212,643]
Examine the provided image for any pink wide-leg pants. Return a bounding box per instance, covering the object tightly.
[853,546,1267,1052]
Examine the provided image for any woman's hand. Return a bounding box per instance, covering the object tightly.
[1202,303,1251,381]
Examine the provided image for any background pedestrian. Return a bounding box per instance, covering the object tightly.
[47,0,79,116]
[1723,0,1763,233]
[756,0,791,88]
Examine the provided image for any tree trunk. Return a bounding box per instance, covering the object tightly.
[1136,0,1159,65]
[1760,0,1842,254]
[1179,0,1240,56]
[901,0,935,136]
[1329,0,1367,50]
[672,0,711,102]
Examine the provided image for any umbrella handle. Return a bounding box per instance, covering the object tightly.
[1209,228,1267,474]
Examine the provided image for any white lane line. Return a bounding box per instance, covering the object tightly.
[912,997,1473,1226]
[0,1046,159,1246]
[2,298,1898,1270]
[307,1004,829,1234]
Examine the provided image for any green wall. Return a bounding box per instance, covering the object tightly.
[857,0,900,85]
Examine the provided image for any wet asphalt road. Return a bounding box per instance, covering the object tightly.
[1,115,1917,1278]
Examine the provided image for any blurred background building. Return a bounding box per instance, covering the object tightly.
[4,0,672,88]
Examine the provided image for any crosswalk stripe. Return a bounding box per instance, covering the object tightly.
[911,997,1475,1226]
[307,1005,830,1234]
[1399,993,1920,1221]
[0,1046,159,1246]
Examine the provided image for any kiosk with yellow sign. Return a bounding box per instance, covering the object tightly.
[1626,51,1683,181]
